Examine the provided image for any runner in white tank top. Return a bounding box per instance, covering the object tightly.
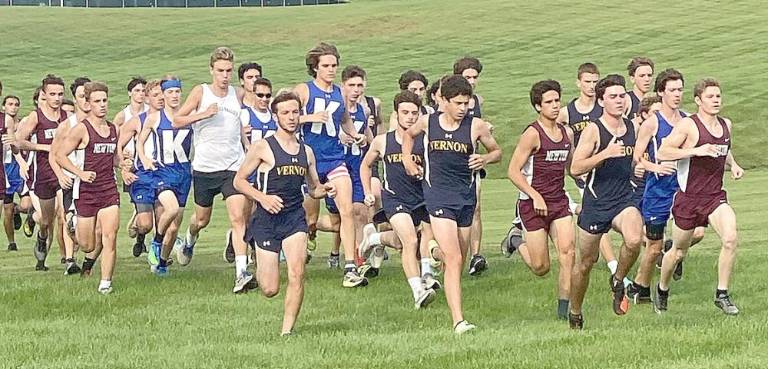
[192,83,244,172]
[171,47,254,294]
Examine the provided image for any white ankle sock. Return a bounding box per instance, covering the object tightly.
[607,260,618,275]
[408,277,423,300]
[369,232,381,246]
[98,279,111,289]
[235,255,248,277]
[420,258,432,276]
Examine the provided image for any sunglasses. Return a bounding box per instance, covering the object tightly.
[256,93,272,99]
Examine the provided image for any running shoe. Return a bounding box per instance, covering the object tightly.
[468,254,488,276]
[714,293,739,316]
[610,274,629,315]
[414,288,436,310]
[453,320,476,335]
[342,270,368,288]
[223,229,235,264]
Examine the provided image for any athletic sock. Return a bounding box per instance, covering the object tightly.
[153,232,164,244]
[658,285,669,295]
[369,232,381,246]
[98,279,111,290]
[408,277,423,300]
[623,277,633,287]
[82,257,97,271]
[137,232,146,244]
[606,260,618,275]
[716,289,728,298]
[159,258,167,267]
[420,258,433,277]
[235,255,248,277]
[344,261,356,273]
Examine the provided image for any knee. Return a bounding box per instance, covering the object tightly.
[531,261,550,276]
[559,245,576,264]
[721,232,738,251]
[262,286,279,298]
[625,234,643,251]
[196,216,211,229]
[136,219,153,234]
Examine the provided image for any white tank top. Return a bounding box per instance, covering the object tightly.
[64,115,85,179]
[192,84,244,172]
[122,104,148,158]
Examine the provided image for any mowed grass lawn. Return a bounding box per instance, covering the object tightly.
[2,173,767,369]
[1,0,767,368]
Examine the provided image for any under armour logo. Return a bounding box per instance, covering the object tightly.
[435,209,444,216]
[445,133,453,139]
[589,224,598,231]
[583,116,589,121]
[263,241,271,247]
[396,205,404,211]
[291,157,298,163]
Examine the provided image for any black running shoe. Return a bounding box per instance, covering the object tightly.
[223,229,235,264]
[132,239,144,258]
[35,260,49,271]
[64,258,81,275]
[468,254,488,276]
[7,242,17,251]
[568,312,583,330]
[557,299,569,321]
[23,210,36,238]
[714,293,739,315]
[13,212,22,231]
[501,226,523,257]
[610,274,629,315]
[627,282,652,304]
[653,284,668,314]
[657,239,673,269]
[673,260,684,281]
[33,233,48,262]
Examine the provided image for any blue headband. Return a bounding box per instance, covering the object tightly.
[161,79,182,91]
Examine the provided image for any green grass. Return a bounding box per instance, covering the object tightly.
[2,172,766,369]
[1,1,767,368]
[0,0,766,173]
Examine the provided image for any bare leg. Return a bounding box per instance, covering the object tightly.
[281,232,308,334]
[569,229,601,315]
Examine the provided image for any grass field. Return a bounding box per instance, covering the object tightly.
[1,0,767,368]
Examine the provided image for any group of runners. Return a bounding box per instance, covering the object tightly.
[0,47,743,335]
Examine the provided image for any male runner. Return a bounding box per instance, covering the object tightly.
[506,80,575,319]
[2,95,30,252]
[234,91,335,335]
[654,78,743,315]
[402,75,501,334]
[61,100,75,115]
[568,74,644,329]
[113,77,148,252]
[138,77,192,277]
[0,95,20,251]
[626,69,692,302]
[55,82,120,294]
[625,57,654,120]
[223,75,275,264]
[172,47,253,293]
[454,56,490,276]
[294,42,368,288]
[16,74,69,271]
[360,91,438,308]
[50,76,92,275]
[118,80,163,259]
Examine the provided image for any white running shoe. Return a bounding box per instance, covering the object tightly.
[357,223,378,260]
[422,273,441,291]
[453,320,476,335]
[370,245,386,269]
[233,271,255,294]
[98,286,113,295]
[414,288,436,310]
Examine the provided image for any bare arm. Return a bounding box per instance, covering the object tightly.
[233,140,268,203]
[55,124,91,182]
[171,85,216,128]
[136,115,158,171]
[360,135,384,204]
[657,118,717,161]
[49,122,72,188]
[471,118,502,169]
[240,110,251,150]
[570,123,624,176]
[15,112,48,152]
[507,127,541,199]
[401,116,428,176]
[113,110,126,130]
